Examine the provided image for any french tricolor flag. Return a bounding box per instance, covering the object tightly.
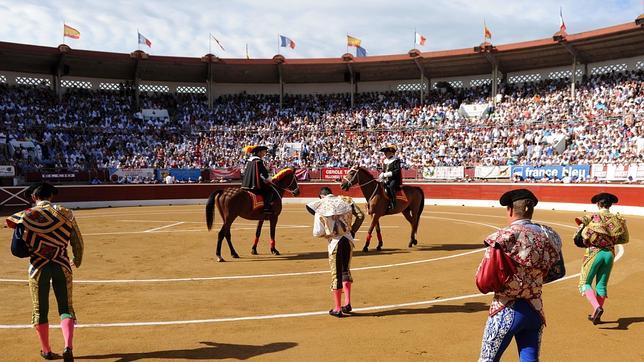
[138,32,152,48]
[279,35,296,49]
[559,8,567,34]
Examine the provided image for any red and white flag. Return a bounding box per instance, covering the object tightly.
[559,8,567,34]
[415,32,427,46]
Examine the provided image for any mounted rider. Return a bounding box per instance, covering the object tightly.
[241,145,274,214]
[378,144,402,210]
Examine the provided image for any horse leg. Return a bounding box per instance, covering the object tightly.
[375,222,384,251]
[269,215,280,255]
[251,219,264,255]
[216,225,227,262]
[402,208,417,248]
[363,216,379,252]
[225,229,239,258]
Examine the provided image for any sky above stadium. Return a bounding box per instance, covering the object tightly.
[0,0,640,59]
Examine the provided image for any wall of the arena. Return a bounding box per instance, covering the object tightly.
[1,183,642,215]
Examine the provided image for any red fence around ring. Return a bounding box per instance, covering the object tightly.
[1,183,643,210]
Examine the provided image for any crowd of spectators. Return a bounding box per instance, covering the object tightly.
[0,70,641,179]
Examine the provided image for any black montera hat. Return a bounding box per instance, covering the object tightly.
[26,182,58,198]
[499,188,538,206]
[591,193,618,204]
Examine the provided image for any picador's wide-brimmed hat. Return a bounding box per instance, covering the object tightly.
[243,145,269,154]
[499,188,538,206]
[591,192,618,204]
[379,144,397,153]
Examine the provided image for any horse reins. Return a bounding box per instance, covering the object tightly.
[269,173,299,199]
[343,168,381,203]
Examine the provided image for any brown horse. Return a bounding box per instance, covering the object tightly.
[341,166,424,252]
[206,168,300,262]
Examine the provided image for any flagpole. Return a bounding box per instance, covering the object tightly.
[63,20,65,45]
[277,33,280,55]
[414,27,416,49]
[209,33,212,54]
[137,28,140,51]
[346,33,349,55]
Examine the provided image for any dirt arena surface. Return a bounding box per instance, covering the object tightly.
[0,204,642,361]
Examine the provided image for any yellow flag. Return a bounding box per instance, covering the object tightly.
[347,35,361,47]
[64,24,80,39]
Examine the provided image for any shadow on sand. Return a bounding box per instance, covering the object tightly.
[77,341,297,361]
[348,302,489,318]
[599,316,644,330]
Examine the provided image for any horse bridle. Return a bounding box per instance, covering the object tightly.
[343,166,378,188]
[269,173,300,199]
[342,166,380,202]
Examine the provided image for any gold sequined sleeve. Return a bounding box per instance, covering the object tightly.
[617,217,629,245]
[69,217,84,268]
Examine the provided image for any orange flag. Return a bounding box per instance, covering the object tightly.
[483,21,492,40]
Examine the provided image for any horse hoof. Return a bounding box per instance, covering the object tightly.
[231,253,240,259]
[217,257,225,262]
[413,239,418,246]
[271,248,280,256]
[362,247,369,253]
[376,246,382,251]
[251,248,258,255]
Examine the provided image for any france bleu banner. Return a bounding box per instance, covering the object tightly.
[510,165,590,180]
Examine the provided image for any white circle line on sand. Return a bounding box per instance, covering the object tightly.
[0,244,623,330]
[0,216,498,284]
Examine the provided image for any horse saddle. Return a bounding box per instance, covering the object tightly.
[244,190,265,211]
[383,187,408,203]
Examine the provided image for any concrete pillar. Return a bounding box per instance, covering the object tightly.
[491,64,498,104]
[207,62,214,109]
[571,56,577,100]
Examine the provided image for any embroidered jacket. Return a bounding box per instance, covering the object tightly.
[577,209,629,250]
[7,201,84,277]
[482,219,562,324]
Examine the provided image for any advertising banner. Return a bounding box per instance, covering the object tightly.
[168,169,201,182]
[210,168,242,180]
[109,168,156,183]
[510,165,590,180]
[591,164,644,181]
[294,168,309,181]
[422,166,464,180]
[475,166,512,179]
[321,168,351,181]
[0,165,15,177]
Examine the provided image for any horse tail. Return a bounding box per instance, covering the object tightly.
[206,190,223,231]
[416,186,425,219]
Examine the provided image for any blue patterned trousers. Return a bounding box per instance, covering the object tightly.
[479,299,544,362]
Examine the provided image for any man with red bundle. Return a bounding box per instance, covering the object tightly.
[477,189,564,362]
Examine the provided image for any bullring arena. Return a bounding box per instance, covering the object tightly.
[0,5,643,360]
[1,183,643,360]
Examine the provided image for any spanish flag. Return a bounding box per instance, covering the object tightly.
[64,24,80,39]
[347,35,361,47]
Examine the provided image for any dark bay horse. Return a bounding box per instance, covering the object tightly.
[206,168,300,262]
[341,166,424,252]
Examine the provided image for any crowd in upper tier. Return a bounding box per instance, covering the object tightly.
[1,70,641,176]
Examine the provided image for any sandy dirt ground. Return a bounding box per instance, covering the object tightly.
[0,204,642,361]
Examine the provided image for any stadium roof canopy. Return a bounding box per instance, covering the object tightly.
[0,22,642,84]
